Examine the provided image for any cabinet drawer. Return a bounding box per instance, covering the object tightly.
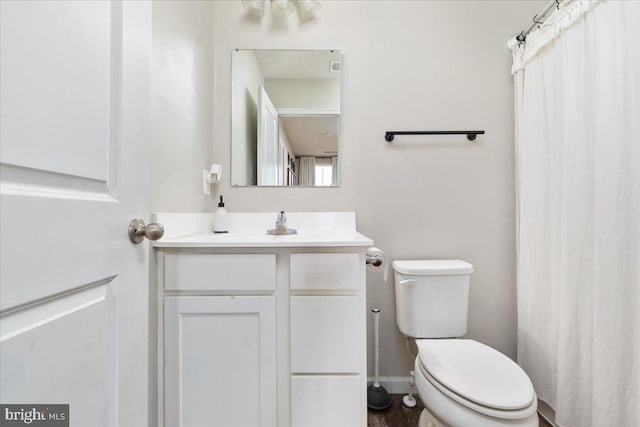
[164,253,276,291]
[290,296,360,373]
[291,375,361,427]
[290,253,359,290]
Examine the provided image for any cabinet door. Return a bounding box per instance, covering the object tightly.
[164,296,276,427]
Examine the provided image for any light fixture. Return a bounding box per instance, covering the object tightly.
[297,0,321,19]
[271,0,296,17]
[242,0,266,16]
[242,0,322,19]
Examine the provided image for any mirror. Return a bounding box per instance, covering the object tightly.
[231,49,341,187]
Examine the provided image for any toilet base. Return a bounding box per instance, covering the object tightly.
[419,408,447,427]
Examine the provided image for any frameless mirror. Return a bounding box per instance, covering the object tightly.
[231,49,341,187]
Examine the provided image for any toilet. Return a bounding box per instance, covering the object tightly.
[393,260,539,427]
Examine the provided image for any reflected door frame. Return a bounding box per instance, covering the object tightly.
[257,85,279,186]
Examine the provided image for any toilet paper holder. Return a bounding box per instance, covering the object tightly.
[366,254,383,267]
[366,247,388,282]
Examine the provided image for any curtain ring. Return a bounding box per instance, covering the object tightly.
[532,13,544,29]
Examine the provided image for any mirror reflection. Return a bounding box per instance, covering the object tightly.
[231,49,341,186]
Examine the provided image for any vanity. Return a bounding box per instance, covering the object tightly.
[154,212,373,427]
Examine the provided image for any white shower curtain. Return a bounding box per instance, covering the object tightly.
[512,1,640,426]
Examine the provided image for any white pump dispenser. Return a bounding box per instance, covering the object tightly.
[214,195,228,233]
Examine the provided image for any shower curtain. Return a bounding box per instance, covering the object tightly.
[512,1,640,426]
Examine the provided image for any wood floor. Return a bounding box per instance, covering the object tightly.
[367,394,424,427]
[367,394,553,427]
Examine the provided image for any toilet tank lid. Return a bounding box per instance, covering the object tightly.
[393,260,473,275]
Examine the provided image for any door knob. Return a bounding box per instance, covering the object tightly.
[128,218,164,244]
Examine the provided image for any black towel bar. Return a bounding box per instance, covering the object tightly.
[385,130,485,142]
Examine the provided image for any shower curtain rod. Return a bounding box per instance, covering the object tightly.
[516,0,563,43]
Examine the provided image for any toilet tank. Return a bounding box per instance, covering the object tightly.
[393,260,473,338]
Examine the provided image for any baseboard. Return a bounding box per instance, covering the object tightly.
[537,400,557,426]
[367,376,412,394]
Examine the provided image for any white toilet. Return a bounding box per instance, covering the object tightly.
[393,260,539,427]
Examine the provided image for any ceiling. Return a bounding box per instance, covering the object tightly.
[280,116,338,157]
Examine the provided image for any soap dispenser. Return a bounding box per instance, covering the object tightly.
[214,195,228,234]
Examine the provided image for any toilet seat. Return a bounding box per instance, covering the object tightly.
[415,339,538,421]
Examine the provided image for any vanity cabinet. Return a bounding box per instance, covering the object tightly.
[154,215,371,427]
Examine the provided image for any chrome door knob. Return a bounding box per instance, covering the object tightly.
[128,218,164,244]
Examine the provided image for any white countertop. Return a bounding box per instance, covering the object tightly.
[151,212,374,248]
[153,230,373,248]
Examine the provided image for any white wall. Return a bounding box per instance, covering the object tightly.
[151,0,215,212]
[209,0,546,380]
[231,50,264,185]
[150,4,216,423]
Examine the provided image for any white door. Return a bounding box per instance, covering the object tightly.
[257,86,279,186]
[0,2,151,426]
[164,296,277,427]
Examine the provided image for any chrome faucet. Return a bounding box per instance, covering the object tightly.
[267,211,297,235]
[275,211,287,233]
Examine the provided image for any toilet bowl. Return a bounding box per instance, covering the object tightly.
[413,339,538,427]
[392,260,539,427]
